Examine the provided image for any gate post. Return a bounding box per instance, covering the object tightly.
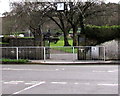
[103,46,106,61]
[16,47,19,60]
[44,47,46,62]
[73,46,75,62]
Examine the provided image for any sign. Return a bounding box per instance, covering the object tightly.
[57,3,65,11]
[91,47,99,58]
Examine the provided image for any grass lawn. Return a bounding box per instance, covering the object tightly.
[0,42,9,44]
[50,36,73,47]
[50,36,77,53]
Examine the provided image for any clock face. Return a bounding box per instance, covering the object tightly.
[57,3,64,11]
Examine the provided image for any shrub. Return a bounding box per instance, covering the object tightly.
[85,25,120,45]
[1,59,29,64]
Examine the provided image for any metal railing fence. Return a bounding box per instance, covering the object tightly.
[0,46,106,62]
[1,47,44,60]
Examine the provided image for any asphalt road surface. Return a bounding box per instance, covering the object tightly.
[1,65,118,95]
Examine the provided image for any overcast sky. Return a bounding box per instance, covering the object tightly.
[0,0,119,17]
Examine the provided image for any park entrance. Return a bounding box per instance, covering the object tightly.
[45,46,105,62]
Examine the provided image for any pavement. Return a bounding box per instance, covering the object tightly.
[1,64,118,95]
[29,60,120,65]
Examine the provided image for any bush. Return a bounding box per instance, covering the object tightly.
[1,59,29,64]
[85,25,120,45]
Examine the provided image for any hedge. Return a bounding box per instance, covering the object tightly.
[85,25,120,44]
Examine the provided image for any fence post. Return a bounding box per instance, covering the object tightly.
[103,46,106,61]
[16,47,19,60]
[73,46,75,62]
[44,47,46,62]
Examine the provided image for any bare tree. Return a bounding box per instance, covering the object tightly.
[85,2,119,26]
[8,2,51,46]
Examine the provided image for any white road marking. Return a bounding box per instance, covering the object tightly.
[97,83,118,86]
[51,82,67,84]
[2,68,58,71]
[2,68,11,70]
[10,81,45,95]
[3,80,118,87]
[61,68,65,70]
[25,81,40,85]
[93,69,118,73]
[3,80,46,86]
[4,82,18,85]
[108,70,118,73]
[3,81,24,85]
[74,83,79,85]
[93,70,106,72]
[59,65,118,68]
[74,83,90,85]
[25,83,35,85]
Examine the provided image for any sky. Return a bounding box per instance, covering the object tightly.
[0,0,120,17]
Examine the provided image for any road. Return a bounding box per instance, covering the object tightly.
[1,65,118,95]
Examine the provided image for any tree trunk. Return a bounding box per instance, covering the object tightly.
[30,26,43,46]
[80,16,85,34]
[35,28,43,46]
[80,17,86,46]
[73,26,78,46]
[63,30,71,46]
